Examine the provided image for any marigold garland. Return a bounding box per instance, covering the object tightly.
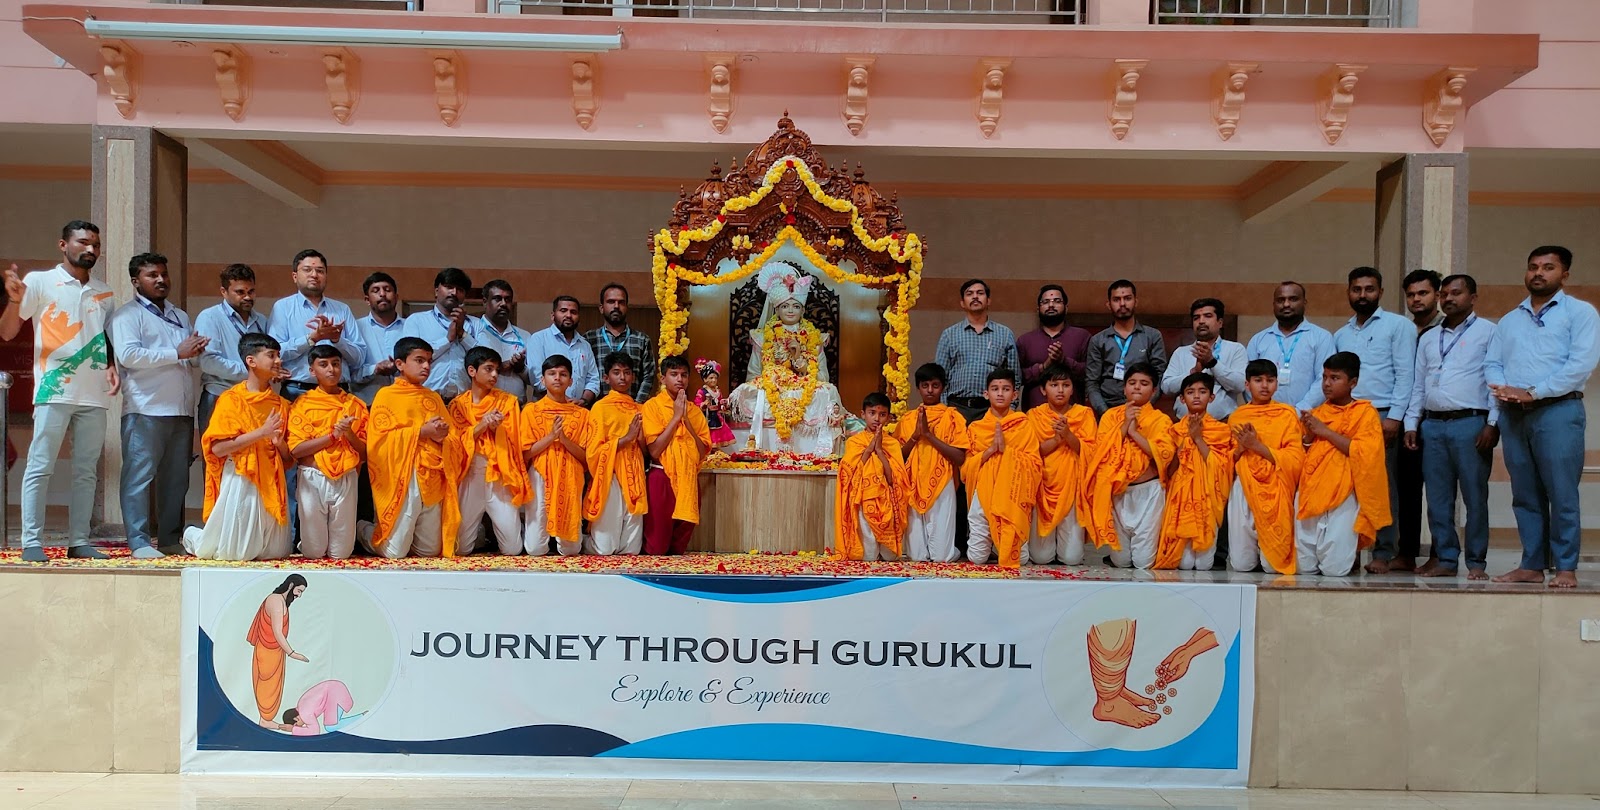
[757,319,823,442]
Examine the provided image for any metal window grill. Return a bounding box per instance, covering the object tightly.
[495,0,1082,23]
[1152,0,1398,27]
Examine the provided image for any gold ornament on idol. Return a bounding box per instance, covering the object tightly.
[759,318,822,442]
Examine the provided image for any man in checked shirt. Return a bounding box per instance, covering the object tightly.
[934,278,1019,424]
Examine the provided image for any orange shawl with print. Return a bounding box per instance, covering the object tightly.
[369,379,467,556]
[960,411,1043,569]
[287,388,368,480]
[449,388,533,508]
[835,430,910,561]
[893,404,970,513]
[201,383,289,524]
[1026,403,1096,536]
[642,392,713,524]
[583,391,648,521]
[1229,401,1305,574]
[1298,400,1391,549]
[1081,404,1176,551]
[521,396,591,543]
[1154,416,1236,569]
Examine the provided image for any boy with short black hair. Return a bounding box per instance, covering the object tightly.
[894,362,970,562]
[287,344,368,559]
[1083,362,1175,569]
[642,355,712,555]
[521,354,591,556]
[962,369,1042,568]
[1025,364,1095,565]
[836,392,910,562]
[1154,372,1235,570]
[1228,359,1305,574]
[1297,351,1391,576]
[451,345,532,555]
[582,352,648,556]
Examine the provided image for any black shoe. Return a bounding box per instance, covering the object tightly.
[67,546,108,560]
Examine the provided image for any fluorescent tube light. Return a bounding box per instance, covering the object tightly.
[83,18,624,51]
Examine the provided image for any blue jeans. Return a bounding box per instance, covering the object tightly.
[1371,407,1403,561]
[1420,415,1492,571]
[1500,399,1586,572]
[120,414,194,551]
[20,404,106,549]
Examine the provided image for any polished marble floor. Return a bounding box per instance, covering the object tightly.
[3,775,1599,810]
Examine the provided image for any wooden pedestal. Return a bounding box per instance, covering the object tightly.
[688,468,836,553]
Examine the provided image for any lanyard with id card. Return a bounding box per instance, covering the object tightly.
[1111,333,1134,381]
[1274,330,1303,387]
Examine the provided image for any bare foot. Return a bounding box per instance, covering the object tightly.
[1415,558,1439,575]
[1419,565,1457,578]
[1492,568,1545,584]
[1390,557,1417,573]
[1550,571,1579,589]
[1364,558,1392,575]
[1466,568,1489,581]
[1092,694,1161,728]
[1122,688,1157,710]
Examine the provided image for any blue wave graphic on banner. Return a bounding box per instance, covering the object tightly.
[624,575,906,603]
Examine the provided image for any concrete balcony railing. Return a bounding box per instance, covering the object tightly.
[1151,0,1401,27]
[490,0,1084,22]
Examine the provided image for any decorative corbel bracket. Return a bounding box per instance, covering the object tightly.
[706,54,735,134]
[1317,63,1366,145]
[322,49,359,125]
[430,50,464,127]
[212,45,249,122]
[99,41,137,119]
[842,56,873,137]
[571,56,599,131]
[1212,61,1258,141]
[1108,59,1148,141]
[1423,66,1476,147]
[976,58,1011,139]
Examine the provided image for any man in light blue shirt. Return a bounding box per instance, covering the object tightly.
[478,279,533,401]
[1485,246,1600,588]
[1334,267,1415,573]
[1245,282,1335,413]
[193,263,269,434]
[109,253,206,559]
[1162,297,1246,420]
[1401,274,1499,579]
[401,267,478,400]
[266,249,364,403]
[528,295,600,404]
[352,271,405,405]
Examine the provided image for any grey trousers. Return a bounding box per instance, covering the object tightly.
[120,414,194,551]
[21,404,106,549]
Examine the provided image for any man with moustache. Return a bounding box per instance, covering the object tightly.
[1016,284,1090,409]
[1162,298,1246,420]
[2,221,119,562]
[352,272,405,406]
[1085,279,1167,416]
[585,283,654,402]
[1246,281,1336,413]
[478,279,533,401]
[936,278,1019,423]
[109,253,207,559]
[1396,268,1443,570]
[1334,267,1415,574]
[401,267,478,399]
[528,295,600,404]
[268,249,365,404]
[194,263,269,434]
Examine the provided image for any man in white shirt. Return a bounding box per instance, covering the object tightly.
[352,271,405,405]
[109,253,208,559]
[1,221,119,562]
[1401,274,1498,580]
[193,263,269,435]
[527,295,600,404]
[478,279,532,401]
[1162,297,1246,420]
[400,267,478,399]
[1245,282,1336,413]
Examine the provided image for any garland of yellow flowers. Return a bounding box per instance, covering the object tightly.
[652,157,925,414]
[758,319,822,441]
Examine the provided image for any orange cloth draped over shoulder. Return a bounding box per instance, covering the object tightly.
[520,396,591,544]
[449,388,533,507]
[960,411,1043,569]
[368,379,468,556]
[286,388,368,480]
[1154,416,1236,569]
[201,383,290,524]
[642,392,713,524]
[1081,404,1176,551]
[835,430,911,561]
[1298,400,1392,549]
[893,405,970,513]
[1026,403,1096,536]
[244,601,288,723]
[583,391,648,522]
[1229,401,1305,574]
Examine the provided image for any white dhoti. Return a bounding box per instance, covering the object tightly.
[965,494,1003,565]
[585,478,642,556]
[1027,507,1086,566]
[1109,479,1165,570]
[904,481,958,563]
[459,456,522,555]
[296,466,358,560]
[182,460,291,561]
[857,515,898,562]
[1226,478,1280,574]
[1295,492,1360,576]
[730,382,844,456]
[521,469,582,557]
[358,475,455,559]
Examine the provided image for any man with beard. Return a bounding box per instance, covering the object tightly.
[1085,279,1167,416]
[1016,284,1090,410]
[352,272,405,406]
[109,253,207,559]
[1487,246,1600,589]
[194,263,269,434]
[585,283,654,402]
[1396,268,1443,572]
[2,221,119,562]
[1334,267,1415,574]
[269,249,365,404]
[401,267,478,400]
[1162,297,1246,420]
[1245,281,1336,413]
[529,295,600,405]
[478,279,533,401]
[935,278,1019,423]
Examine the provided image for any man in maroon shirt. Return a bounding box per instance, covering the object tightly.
[1017,284,1091,409]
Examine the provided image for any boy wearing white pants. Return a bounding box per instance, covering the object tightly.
[523,355,594,557]
[581,353,650,556]
[894,363,970,563]
[1226,360,1306,574]
[1295,352,1392,575]
[450,346,533,555]
[1082,363,1175,570]
[287,345,368,559]
[1025,365,1095,565]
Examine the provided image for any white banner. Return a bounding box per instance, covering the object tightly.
[180,569,1255,786]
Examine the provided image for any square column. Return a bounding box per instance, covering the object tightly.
[1375,153,1468,290]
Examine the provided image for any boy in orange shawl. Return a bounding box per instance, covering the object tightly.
[581,352,648,556]
[450,346,533,555]
[1227,359,1305,574]
[642,355,712,555]
[836,392,911,561]
[183,332,294,561]
[1026,365,1095,565]
[520,354,592,556]
[358,337,468,558]
[1297,351,1392,576]
[895,363,970,562]
[287,345,368,559]
[962,369,1043,568]
[1082,363,1175,569]
[1155,373,1236,570]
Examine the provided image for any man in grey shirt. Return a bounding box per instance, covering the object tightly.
[1085,279,1168,415]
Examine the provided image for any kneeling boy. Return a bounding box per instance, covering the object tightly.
[894,363,969,562]
[962,370,1042,568]
[1227,360,1304,574]
[450,346,532,555]
[521,354,591,556]
[287,345,368,559]
[836,393,911,562]
[582,353,648,556]
[642,356,712,555]
[1026,364,1095,565]
[1154,373,1235,570]
[1082,363,1174,569]
[1296,351,1391,575]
